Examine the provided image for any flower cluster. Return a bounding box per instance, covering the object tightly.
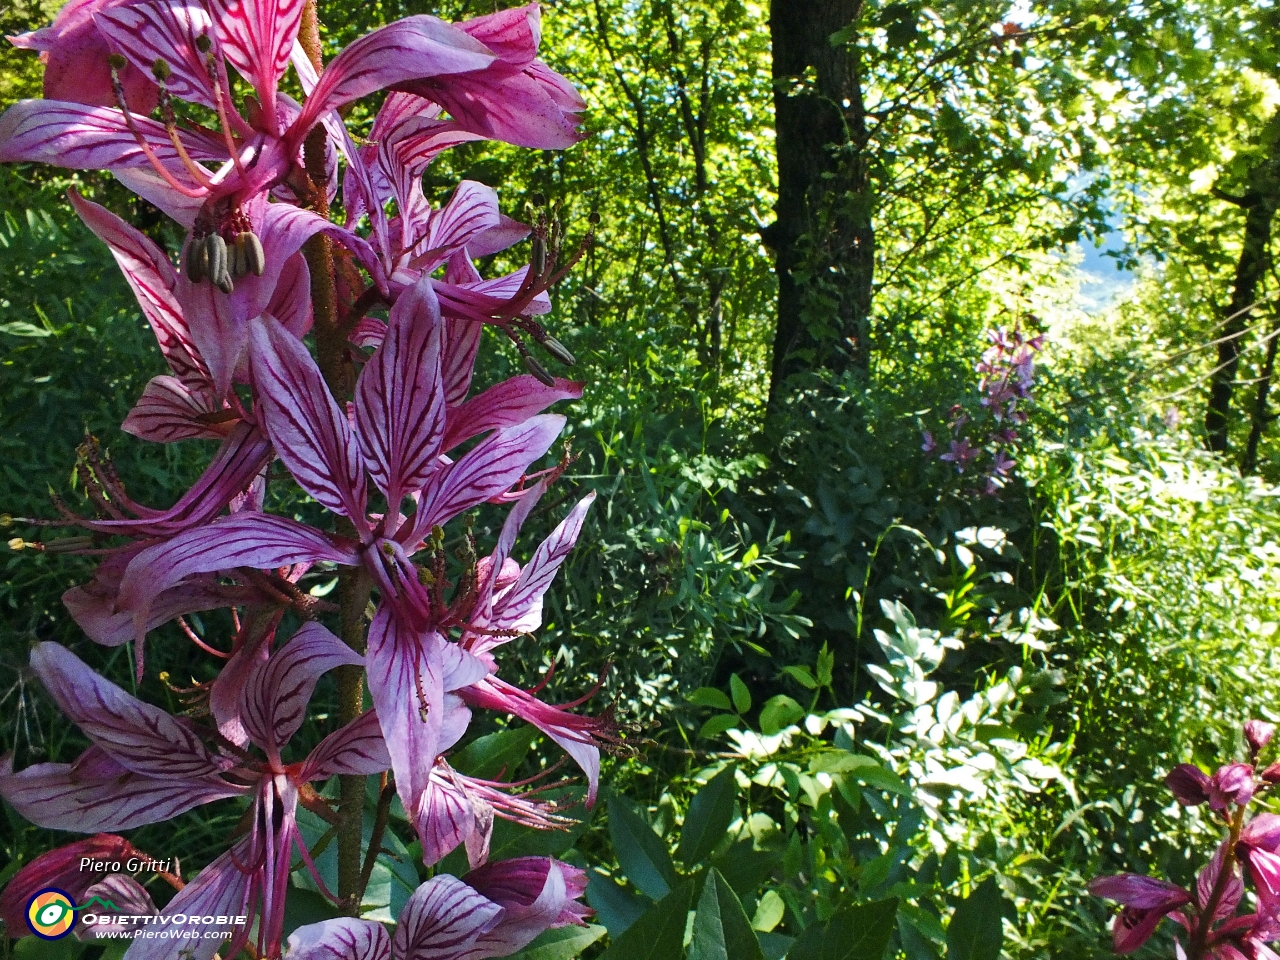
[1089,720,1280,959]
[922,326,1044,495]
[0,2,610,958]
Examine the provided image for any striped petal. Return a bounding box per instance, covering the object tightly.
[249,314,368,526]
[240,622,364,754]
[209,0,307,131]
[293,17,494,136]
[30,643,228,780]
[286,918,390,960]
[95,1,222,111]
[393,875,502,960]
[122,842,254,960]
[409,415,563,541]
[367,608,446,824]
[0,748,243,833]
[122,375,223,442]
[443,376,582,452]
[68,189,208,386]
[116,512,359,642]
[487,493,595,636]
[0,99,223,173]
[301,710,393,780]
[355,275,446,513]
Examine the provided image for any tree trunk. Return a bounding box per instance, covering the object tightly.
[1242,310,1280,474]
[765,0,872,400]
[1206,129,1280,455]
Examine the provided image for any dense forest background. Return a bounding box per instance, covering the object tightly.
[4,0,1280,958]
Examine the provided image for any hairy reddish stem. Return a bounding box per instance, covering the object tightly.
[299,0,370,915]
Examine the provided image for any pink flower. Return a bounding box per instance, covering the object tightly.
[1166,764,1211,806]
[1087,873,1192,953]
[1247,721,1275,756]
[1209,764,1257,812]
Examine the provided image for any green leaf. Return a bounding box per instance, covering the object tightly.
[0,321,52,337]
[816,644,835,687]
[781,665,818,689]
[759,695,805,735]
[699,714,739,739]
[689,869,765,960]
[609,797,678,900]
[751,891,785,932]
[730,674,751,713]
[587,872,651,937]
[787,899,899,960]
[597,882,695,960]
[452,725,537,780]
[507,924,608,960]
[945,878,1005,960]
[688,687,734,711]
[677,766,737,865]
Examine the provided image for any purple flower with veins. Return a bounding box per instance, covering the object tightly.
[0,636,389,960]
[1087,873,1192,954]
[106,275,611,864]
[940,438,978,473]
[286,857,588,960]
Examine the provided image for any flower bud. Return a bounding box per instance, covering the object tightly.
[1265,763,1280,784]
[1165,764,1210,806]
[1247,720,1275,755]
[1208,762,1255,812]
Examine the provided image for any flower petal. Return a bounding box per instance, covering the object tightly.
[486,493,594,636]
[68,189,209,386]
[443,376,582,452]
[286,918,390,960]
[94,1,222,111]
[116,512,359,642]
[0,749,242,832]
[301,710,393,780]
[209,0,307,130]
[241,622,364,753]
[122,375,224,442]
[392,874,502,960]
[122,841,254,960]
[410,414,564,538]
[0,99,222,172]
[464,856,591,954]
[249,314,368,526]
[293,17,495,136]
[355,275,446,511]
[30,642,228,780]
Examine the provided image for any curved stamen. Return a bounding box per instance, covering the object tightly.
[109,56,207,199]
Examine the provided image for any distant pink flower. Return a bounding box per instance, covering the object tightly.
[1087,873,1192,954]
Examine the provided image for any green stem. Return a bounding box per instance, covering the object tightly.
[298,0,369,914]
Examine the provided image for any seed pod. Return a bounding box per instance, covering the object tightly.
[185,237,208,283]
[542,336,576,366]
[206,234,234,294]
[524,354,555,386]
[230,233,247,277]
[243,231,265,276]
[532,234,546,275]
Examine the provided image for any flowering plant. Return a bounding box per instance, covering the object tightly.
[0,1,613,958]
[1089,720,1280,959]
[922,325,1044,495]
